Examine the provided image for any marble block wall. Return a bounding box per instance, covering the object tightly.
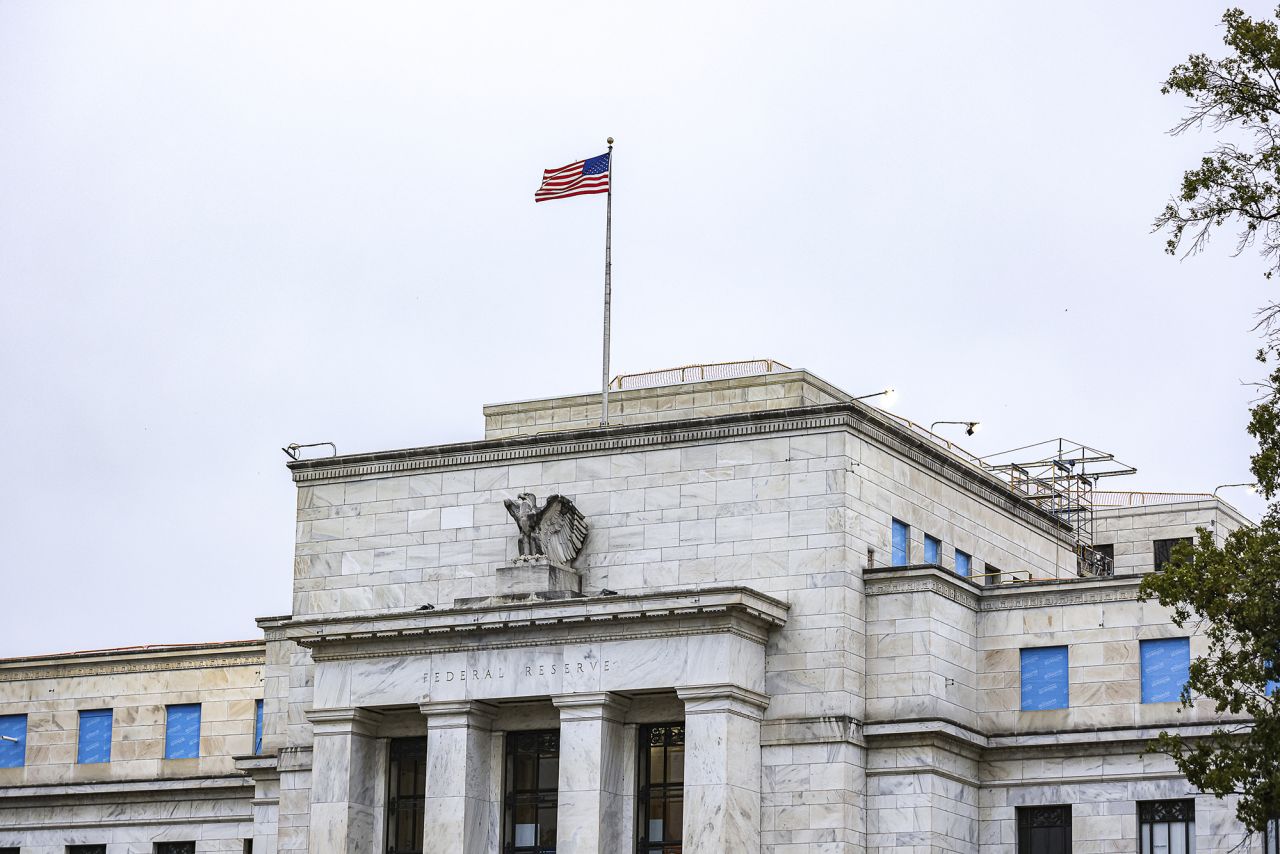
[0,642,262,852]
[1095,499,1250,577]
[481,369,845,439]
[0,642,264,787]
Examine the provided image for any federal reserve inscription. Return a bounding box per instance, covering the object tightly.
[427,657,620,684]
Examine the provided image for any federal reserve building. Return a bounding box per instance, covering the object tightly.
[2,361,1277,854]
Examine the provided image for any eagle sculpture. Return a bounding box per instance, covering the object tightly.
[502,493,589,566]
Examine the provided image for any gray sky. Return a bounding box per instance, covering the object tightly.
[1,1,1274,657]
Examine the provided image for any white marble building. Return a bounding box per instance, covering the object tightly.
[1,364,1275,854]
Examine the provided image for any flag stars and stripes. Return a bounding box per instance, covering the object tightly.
[535,152,610,202]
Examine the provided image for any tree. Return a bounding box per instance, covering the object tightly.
[1156,7,1280,277]
[1143,6,1280,835]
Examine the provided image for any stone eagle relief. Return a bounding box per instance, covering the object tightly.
[502,492,588,567]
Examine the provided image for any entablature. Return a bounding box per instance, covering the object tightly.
[284,586,789,661]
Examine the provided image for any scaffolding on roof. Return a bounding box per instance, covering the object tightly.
[980,438,1137,577]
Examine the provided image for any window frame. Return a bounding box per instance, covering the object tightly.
[637,723,685,854]
[154,844,196,854]
[891,519,910,566]
[1020,646,1070,711]
[77,708,113,765]
[1017,804,1072,854]
[954,549,972,577]
[1140,637,1192,704]
[503,729,560,854]
[1138,799,1195,854]
[1153,537,1193,572]
[164,704,202,760]
[0,714,27,768]
[386,737,427,854]
[923,534,941,565]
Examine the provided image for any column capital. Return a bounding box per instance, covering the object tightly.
[304,707,384,737]
[419,699,497,730]
[551,691,632,722]
[676,684,770,721]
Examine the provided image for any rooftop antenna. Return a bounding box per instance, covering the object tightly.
[282,442,338,461]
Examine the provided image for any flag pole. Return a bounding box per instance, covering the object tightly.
[600,136,614,427]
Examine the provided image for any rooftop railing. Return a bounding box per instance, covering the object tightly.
[611,359,791,391]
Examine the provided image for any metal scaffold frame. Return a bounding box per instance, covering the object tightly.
[980,438,1137,577]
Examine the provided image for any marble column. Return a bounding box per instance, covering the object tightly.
[675,685,769,854]
[551,692,633,854]
[304,708,385,854]
[420,700,499,854]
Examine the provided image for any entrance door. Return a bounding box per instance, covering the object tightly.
[503,730,560,854]
[387,737,427,854]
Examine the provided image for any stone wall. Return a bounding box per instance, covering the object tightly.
[481,370,845,439]
[0,642,262,853]
[1095,498,1251,576]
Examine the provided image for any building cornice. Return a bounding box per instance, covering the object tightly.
[287,402,1073,543]
[0,774,251,804]
[0,643,265,683]
[865,565,1146,612]
[283,586,789,661]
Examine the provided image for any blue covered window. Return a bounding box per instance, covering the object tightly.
[1141,638,1191,704]
[0,714,26,767]
[254,699,264,755]
[1020,646,1069,711]
[165,704,201,759]
[891,519,910,566]
[77,709,112,764]
[955,550,971,578]
[923,534,940,565]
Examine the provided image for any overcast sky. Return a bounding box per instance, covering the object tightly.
[1,1,1275,657]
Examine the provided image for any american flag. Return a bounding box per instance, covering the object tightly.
[534,152,610,202]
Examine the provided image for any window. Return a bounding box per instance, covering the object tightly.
[923,534,941,565]
[68,846,106,854]
[638,723,685,854]
[1020,646,1069,711]
[985,563,1002,585]
[955,550,971,578]
[1085,544,1115,577]
[1138,799,1195,854]
[155,845,195,854]
[891,519,910,566]
[1153,537,1193,572]
[254,700,264,755]
[387,737,426,854]
[164,704,201,759]
[1141,638,1191,704]
[77,709,112,764]
[0,715,26,768]
[1017,805,1071,854]
[504,730,559,853]
[244,842,253,854]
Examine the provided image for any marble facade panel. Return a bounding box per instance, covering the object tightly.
[311,631,767,709]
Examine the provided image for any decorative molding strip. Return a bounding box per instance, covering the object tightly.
[0,653,265,684]
[864,575,981,611]
[310,623,771,663]
[982,585,1141,612]
[287,403,1072,543]
[287,588,789,660]
[865,567,1146,613]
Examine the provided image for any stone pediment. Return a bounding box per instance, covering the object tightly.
[284,586,788,661]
